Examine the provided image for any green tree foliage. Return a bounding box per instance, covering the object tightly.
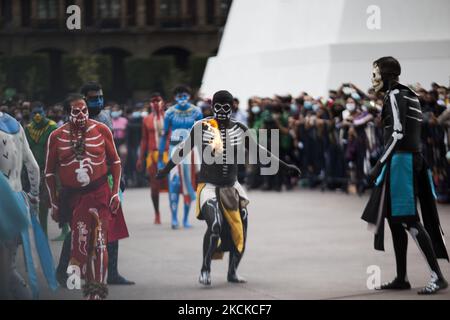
[0,54,50,100]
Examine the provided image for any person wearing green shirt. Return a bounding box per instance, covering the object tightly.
[25,103,65,239]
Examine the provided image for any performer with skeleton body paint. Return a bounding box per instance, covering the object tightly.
[55,83,133,286]
[46,94,122,299]
[137,92,169,224]
[362,56,448,294]
[157,85,202,229]
[157,90,301,285]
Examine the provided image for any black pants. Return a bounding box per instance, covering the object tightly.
[388,219,444,281]
[201,199,248,276]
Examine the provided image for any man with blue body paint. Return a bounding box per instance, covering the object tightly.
[158,85,203,229]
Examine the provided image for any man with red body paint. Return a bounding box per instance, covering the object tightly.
[45,94,121,299]
[136,92,168,224]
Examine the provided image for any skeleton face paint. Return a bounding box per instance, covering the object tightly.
[372,64,383,92]
[213,103,232,121]
[70,100,89,129]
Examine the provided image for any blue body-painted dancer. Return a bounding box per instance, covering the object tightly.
[158,85,203,229]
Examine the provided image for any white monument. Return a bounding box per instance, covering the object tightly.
[200,0,450,102]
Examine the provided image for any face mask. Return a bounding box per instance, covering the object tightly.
[86,96,104,109]
[304,101,313,110]
[141,111,149,117]
[375,104,383,112]
[346,103,356,112]
[312,104,320,112]
[132,111,141,119]
[351,92,361,101]
[111,110,122,119]
[251,106,261,114]
[290,103,298,113]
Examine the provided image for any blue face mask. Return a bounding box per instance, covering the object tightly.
[175,93,190,107]
[87,96,104,109]
[132,111,141,119]
[304,101,313,110]
[351,92,361,101]
[111,111,122,119]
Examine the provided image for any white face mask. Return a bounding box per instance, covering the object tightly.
[346,103,356,112]
[251,106,261,114]
[372,65,383,92]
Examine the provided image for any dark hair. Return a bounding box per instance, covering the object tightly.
[31,101,45,110]
[173,85,191,96]
[150,92,163,99]
[63,93,85,113]
[80,81,102,97]
[373,56,401,78]
[233,97,240,104]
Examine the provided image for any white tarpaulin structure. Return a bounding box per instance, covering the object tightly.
[200,0,450,102]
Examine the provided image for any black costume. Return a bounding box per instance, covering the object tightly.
[157,90,300,285]
[362,57,448,294]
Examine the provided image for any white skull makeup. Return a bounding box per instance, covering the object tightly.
[372,64,383,92]
[70,100,89,129]
[213,103,232,121]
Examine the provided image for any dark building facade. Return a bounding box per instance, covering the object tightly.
[0,0,232,101]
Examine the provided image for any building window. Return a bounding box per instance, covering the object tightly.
[206,0,215,25]
[98,0,121,28]
[127,0,136,26]
[146,0,155,26]
[84,0,94,26]
[159,0,181,28]
[187,0,197,26]
[1,0,13,28]
[21,0,32,27]
[37,0,58,19]
[160,0,181,18]
[220,0,232,16]
[98,0,121,19]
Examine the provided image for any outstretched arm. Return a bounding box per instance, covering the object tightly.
[244,124,301,176]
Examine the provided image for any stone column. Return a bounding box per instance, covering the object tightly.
[31,0,38,28]
[136,0,146,27]
[11,0,22,28]
[120,0,127,28]
[154,0,161,27]
[197,0,206,27]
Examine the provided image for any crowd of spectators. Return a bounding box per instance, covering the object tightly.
[2,81,449,202]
